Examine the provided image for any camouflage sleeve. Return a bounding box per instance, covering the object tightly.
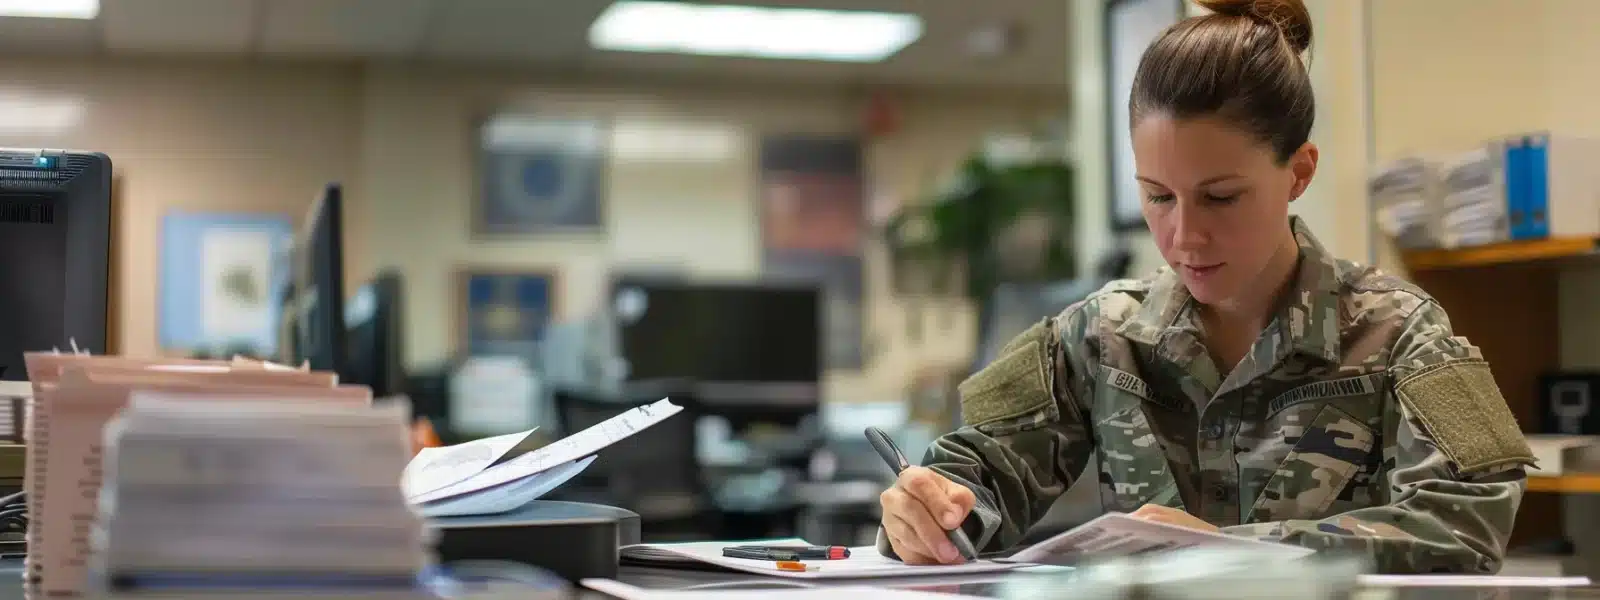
[1219,299,1536,574]
[876,307,1099,558]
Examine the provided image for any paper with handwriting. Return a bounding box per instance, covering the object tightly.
[408,398,682,504]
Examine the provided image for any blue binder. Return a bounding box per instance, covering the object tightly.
[1526,133,1550,239]
[1504,137,1526,240]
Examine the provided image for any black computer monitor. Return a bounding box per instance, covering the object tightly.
[0,149,111,383]
[344,270,404,397]
[615,279,821,395]
[281,184,346,374]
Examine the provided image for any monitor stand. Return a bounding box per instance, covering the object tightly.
[431,500,641,582]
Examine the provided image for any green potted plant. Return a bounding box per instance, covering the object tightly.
[883,155,1078,304]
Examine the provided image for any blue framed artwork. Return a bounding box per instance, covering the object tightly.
[159,212,293,355]
[458,269,559,358]
[475,114,607,236]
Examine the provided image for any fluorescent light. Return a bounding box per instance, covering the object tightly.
[589,1,923,63]
[0,0,98,19]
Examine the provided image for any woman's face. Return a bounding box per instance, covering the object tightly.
[1131,114,1317,309]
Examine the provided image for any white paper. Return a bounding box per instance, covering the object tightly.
[416,455,595,518]
[1006,513,1316,566]
[1357,575,1592,587]
[611,540,1020,580]
[580,578,990,599]
[401,428,538,497]
[411,398,683,504]
[199,228,274,342]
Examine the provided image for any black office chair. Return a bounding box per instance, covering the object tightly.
[547,390,720,542]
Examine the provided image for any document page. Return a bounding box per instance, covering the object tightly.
[581,579,990,600]
[613,540,1021,580]
[409,398,683,504]
[1006,512,1315,566]
[415,455,595,518]
[401,428,539,497]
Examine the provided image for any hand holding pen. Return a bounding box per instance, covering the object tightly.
[866,426,980,565]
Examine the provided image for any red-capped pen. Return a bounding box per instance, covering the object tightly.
[722,545,851,560]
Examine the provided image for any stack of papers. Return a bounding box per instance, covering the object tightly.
[20,353,373,596]
[1005,513,1314,566]
[1369,157,1442,250]
[1437,147,1510,247]
[403,399,683,517]
[94,393,428,588]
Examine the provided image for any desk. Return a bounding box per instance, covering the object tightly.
[0,561,1596,599]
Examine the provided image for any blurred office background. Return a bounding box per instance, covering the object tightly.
[2,0,1600,576]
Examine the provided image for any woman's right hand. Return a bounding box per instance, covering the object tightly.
[879,466,978,564]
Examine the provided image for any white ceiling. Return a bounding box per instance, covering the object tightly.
[0,0,1070,92]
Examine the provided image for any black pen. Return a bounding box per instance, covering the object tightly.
[863,426,979,562]
[721,545,850,561]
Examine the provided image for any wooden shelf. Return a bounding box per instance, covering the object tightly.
[1401,236,1600,271]
[1528,474,1600,494]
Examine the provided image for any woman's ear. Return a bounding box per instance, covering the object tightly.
[1288,142,1319,201]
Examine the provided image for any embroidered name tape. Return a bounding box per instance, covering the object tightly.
[1267,373,1383,416]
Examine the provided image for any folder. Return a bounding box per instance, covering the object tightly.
[20,352,369,597]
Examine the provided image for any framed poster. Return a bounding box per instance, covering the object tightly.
[158,212,293,355]
[474,113,607,236]
[758,135,868,369]
[1106,0,1185,231]
[456,269,559,359]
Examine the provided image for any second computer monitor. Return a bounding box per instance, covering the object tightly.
[282,183,346,374]
[614,279,821,392]
[344,270,404,397]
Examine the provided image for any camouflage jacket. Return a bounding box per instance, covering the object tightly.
[884,217,1536,574]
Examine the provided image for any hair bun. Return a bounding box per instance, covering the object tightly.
[1196,0,1312,54]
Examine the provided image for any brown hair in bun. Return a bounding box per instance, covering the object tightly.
[1129,0,1315,163]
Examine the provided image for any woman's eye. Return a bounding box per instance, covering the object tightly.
[1206,193,1239,204]
[1145,193,1175,204]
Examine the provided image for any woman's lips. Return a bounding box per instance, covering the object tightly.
[1182,263,1223,279]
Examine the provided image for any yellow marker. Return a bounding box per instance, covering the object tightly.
[776,561,817,572]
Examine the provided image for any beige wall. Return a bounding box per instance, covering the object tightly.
[0,59,364,358]
[1367,0,1600,369]
[0,57,1061,401]
[357,65,1061,401]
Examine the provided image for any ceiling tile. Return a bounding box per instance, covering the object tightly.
[258,0,433,57]
[426,0,608,60]
[100,0,256,53]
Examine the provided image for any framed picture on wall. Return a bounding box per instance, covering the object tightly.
[473,113,608,236]
[455,268,559,359]
[1106,0,1185,231]
[158,211,293,356]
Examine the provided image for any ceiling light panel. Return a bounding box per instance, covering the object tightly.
[589,1,923,63]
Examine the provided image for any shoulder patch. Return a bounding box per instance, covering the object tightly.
[1393,358,1535,474]
[959,317,1058,430]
